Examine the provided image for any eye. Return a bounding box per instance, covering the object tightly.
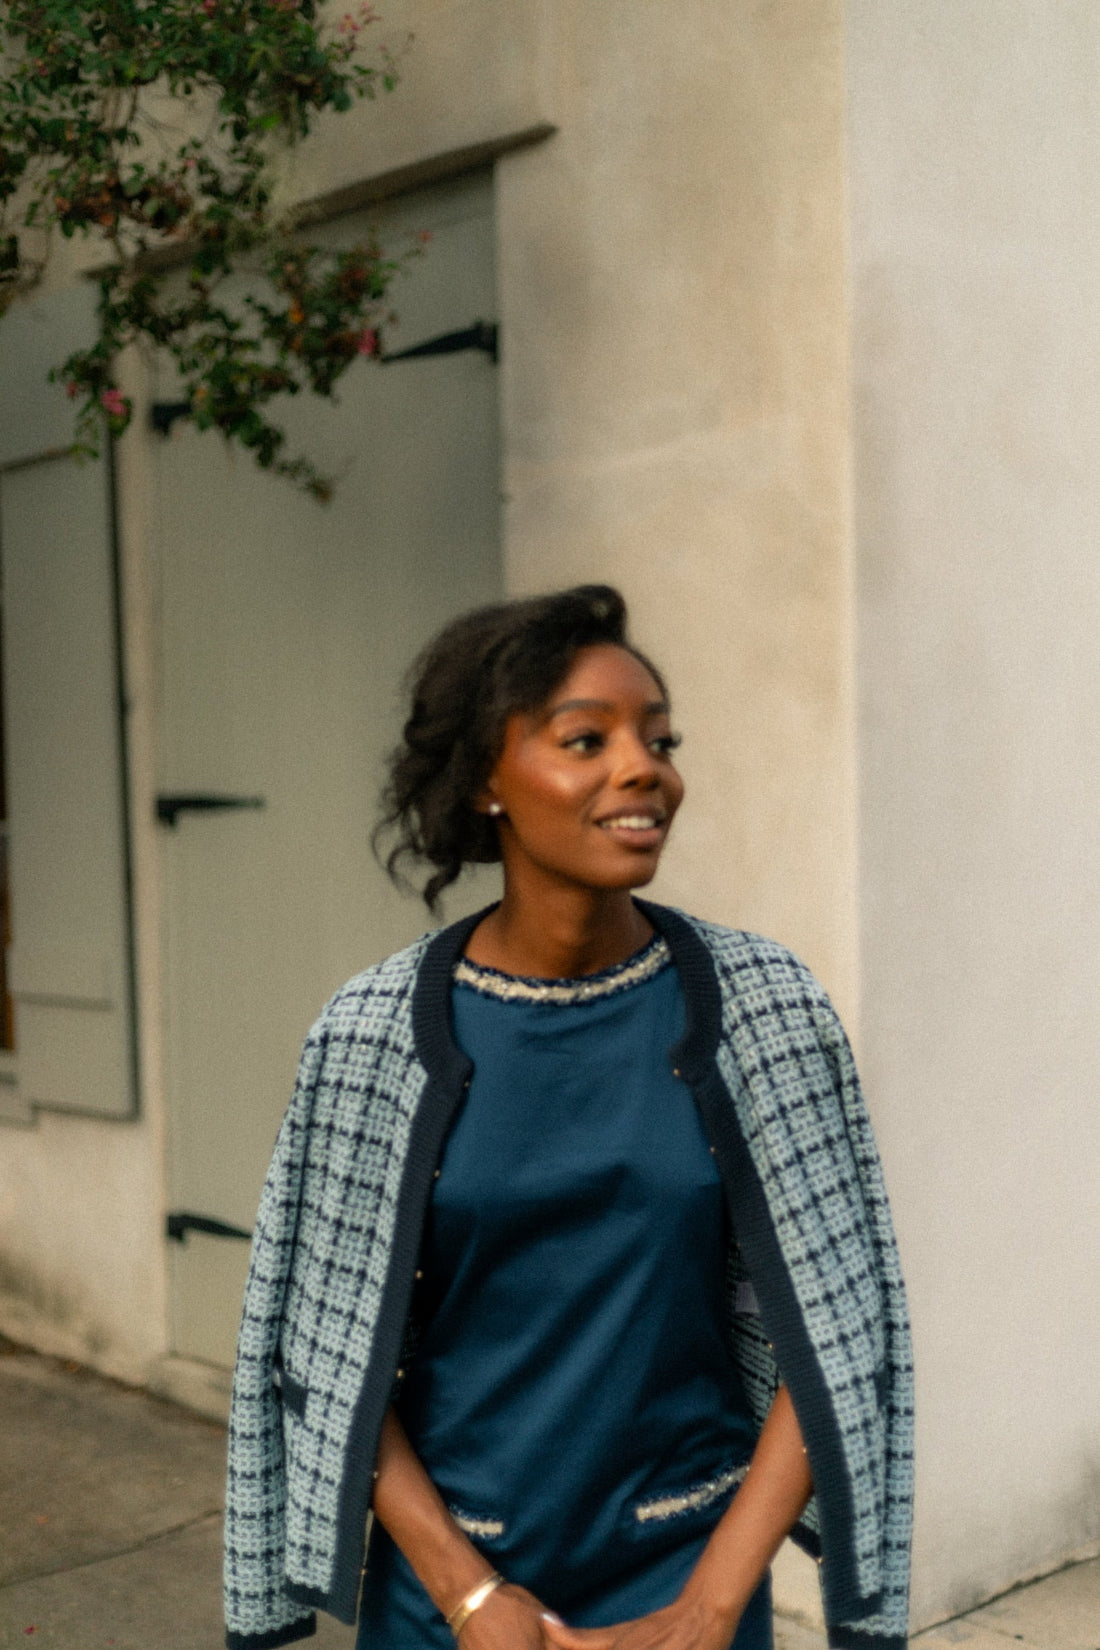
[561,729,604,753]
[650,731,682,755]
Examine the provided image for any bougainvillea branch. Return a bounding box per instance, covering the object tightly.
[0,1,415,499]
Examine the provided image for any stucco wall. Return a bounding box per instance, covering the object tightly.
[848,0,1100,1624]
[497,2,857,1019]
[0,1112,168,1378]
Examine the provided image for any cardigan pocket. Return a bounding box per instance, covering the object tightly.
[272,1363,308,1420]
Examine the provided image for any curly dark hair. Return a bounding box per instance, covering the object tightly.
[373,584,669,912]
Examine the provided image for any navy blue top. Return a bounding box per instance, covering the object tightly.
[357,938,766,1646]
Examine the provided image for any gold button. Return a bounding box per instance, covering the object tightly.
[396,1368,405,1380]
[415,1269,424,1280]
[672,1067,681,1078]
[433,1169,441,1179]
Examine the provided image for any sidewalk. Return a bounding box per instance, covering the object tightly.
[2,1340,1097,1650]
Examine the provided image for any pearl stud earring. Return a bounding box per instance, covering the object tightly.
[488,802,503,816]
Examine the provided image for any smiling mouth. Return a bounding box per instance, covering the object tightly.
[596,813,666,832]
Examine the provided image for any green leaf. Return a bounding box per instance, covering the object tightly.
[0,0,401,498]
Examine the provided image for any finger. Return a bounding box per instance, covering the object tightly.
[540,1619,616,1650]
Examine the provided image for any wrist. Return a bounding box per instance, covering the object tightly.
[446,1572,505,1638]
[375,1493,494,1619]
[679,1558,748,1634]
[427,1544,498,1623]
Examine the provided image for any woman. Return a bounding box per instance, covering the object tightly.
[224,587,913,1650]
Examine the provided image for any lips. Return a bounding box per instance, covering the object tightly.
[594,810,667,848]
[596,812,666,830]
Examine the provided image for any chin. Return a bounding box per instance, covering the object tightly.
[596,853,664,891]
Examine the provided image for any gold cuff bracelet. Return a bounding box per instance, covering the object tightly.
[446,1572,504,1638]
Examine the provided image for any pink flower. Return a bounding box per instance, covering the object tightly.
[201,0,216,14]
[65,379,79,399]
[338,12,359,34]
[100,388,128,418]
[357,328,379,356]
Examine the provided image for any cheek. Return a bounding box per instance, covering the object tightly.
[501,752,600,831]
[514,765,594,818]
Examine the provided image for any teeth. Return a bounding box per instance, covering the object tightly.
[600,815,661,829]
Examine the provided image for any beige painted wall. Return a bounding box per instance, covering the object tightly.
[0,1111,169,1377]
[848,0,1100,1625]
[497,2,857,1020]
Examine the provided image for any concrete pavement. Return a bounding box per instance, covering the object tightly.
[2,1340,1096,1650]
[0,1339,354,1650]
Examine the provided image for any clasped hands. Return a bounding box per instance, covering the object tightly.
[458,1578,739,1650]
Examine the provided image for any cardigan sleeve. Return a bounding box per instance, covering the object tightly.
[223,1026,326,1650]
[817,1002,916,1650]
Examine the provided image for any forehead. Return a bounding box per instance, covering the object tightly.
[546,643,666,708]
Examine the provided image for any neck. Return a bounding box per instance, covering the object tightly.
[466,880,654,978]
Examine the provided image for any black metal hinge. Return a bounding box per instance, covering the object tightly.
[150,400,193,436]
[156,793,265,828]
[381,320,498,365]
[150,322,498,440]
[166,1211,253,1244]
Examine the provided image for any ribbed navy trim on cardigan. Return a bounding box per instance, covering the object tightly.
[225,1616,316,1650]
[829,1631,907,1650]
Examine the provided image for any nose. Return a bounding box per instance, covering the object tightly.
[611,729,662,790]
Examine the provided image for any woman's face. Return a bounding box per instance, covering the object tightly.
[482,642,684,894]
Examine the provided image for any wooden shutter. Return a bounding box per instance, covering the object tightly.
[0,288,136,1119]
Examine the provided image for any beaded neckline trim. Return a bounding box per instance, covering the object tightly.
[453,936,672,1004]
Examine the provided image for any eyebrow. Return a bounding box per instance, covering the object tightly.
[545,697,670,718]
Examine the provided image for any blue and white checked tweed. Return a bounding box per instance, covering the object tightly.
[223,908,913,1650]
[698,918,913,1644]
[224,937,433,1649]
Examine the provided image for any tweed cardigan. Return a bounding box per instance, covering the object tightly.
[223,902,914,1650]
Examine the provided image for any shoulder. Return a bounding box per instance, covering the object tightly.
[306,929,436,1043]
[654,903,824,989]
[653,910,857,1112]
[648,903,840,1031]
